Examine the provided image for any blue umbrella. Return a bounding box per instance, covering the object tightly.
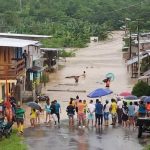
[140,96,148,101]
[144,97,150,103]
[87,88,113,98]
[124,95,138,100]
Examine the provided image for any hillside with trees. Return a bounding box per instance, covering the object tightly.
[0,0,150,47]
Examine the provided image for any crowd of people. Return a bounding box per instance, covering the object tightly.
[1,94,150,135]
[27,95,150,130]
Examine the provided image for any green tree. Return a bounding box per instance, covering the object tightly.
[132,81,150,97]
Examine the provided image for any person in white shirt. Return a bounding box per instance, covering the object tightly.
[87,100,95,127]
[117,99,123,124]
[134,101,139,123]
[104,100,110,126]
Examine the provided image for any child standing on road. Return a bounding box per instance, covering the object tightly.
[30,108,36,127]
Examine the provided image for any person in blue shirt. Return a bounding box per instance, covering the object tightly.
[138,100,146,117]
[95,99,103,126]
[54,100,61,124]
[128,102,135,128]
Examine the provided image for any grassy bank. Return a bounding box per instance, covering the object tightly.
[145,145,150,150]
[0,130,27,150]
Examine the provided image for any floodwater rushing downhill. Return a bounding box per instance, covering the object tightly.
[24,31,146,150]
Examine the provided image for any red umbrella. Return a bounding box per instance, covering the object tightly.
[119,92,131,97]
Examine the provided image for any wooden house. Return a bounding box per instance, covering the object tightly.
[0,38,40,101]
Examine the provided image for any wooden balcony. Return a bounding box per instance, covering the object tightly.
[0,59,25,80]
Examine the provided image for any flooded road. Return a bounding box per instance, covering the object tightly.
[42,31,135,101]
[24,31,145,150]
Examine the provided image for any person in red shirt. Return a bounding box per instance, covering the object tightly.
[103,77,110,88]
[146,102,150,117]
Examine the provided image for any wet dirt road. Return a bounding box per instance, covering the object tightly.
[24,31,146,150]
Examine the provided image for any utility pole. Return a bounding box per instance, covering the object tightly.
[129,29,132,59]
[137,20,141,78]
[19,0,22,12]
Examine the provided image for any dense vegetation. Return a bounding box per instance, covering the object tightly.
[132,81,150,97]
[0,0,150,47]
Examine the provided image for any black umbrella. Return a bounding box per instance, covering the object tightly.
[27,102,41,110]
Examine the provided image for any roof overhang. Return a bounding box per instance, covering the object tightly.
[144,70,150,76]
[27,66,43,73]
[127,51,150,65]
[138,75,150,80]
[40,48,62,51]
[0,38,40,48]
[0,33,52,38]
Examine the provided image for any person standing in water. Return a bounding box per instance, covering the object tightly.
[105,77,110,88]
[74,76,80,85]
[82,71,86,78]
[103,77,111,88]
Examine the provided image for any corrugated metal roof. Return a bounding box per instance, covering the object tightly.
[0,33,52,38]
[138,75,150,80]
[127,51,150,65]
[144,69,150,76]
[0,38,39,48]
[134,39,150,44]
[40,48,61,51]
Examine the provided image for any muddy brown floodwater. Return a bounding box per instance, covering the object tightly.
[24,31,148,150]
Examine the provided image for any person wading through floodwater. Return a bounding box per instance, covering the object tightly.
[74,76,80,85]
[103,77,111,88]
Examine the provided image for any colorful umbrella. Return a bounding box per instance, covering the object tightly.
[105,73,115,81]
[144,97,150,103]
[87,88,113,98]
[140,96,148,101]
[124,95,138,100]
[119,92,131,97]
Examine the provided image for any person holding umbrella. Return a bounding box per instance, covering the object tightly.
[95,99,103,127]
[35,100,42,124]
[103,77,110,88]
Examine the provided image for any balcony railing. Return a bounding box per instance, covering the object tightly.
[0,59,25,80]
